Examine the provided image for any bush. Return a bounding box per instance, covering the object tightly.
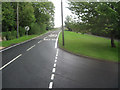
[19,26,26,37]
[2,31,17,40]
[29,23,46,35]
[39,24,46,33]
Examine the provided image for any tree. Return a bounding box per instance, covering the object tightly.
[68,2,120,48]
[19,2,36,27]
[2,2,15,32]
[32,2,55,29]
[64,15,72,31]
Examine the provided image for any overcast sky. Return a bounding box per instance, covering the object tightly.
[49,0,72,27]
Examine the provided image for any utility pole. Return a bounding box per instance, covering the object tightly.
[17,2,19,38]
[61,0,64,46]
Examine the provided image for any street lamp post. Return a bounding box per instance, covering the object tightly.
[61,0,64,46]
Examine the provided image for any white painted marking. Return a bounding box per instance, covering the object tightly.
[53,63,56,67]
[49,34,57,37]
[0,34,45,52]
[52,39,56,41]
[43,36,47,40]
[38,40,42,43]
[55,56,57,60]
[52,31,55,33]
[55,59,57,63]
[26,45,35,51]
[49,82,53,89]
[56,49,59,56]
[55,31,61,48]
[0,54,22,70]
[52,68,56,73]
[51,74,55,80]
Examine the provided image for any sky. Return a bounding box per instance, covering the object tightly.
[49,0,73,27]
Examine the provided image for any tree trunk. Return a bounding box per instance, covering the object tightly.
[111,31,116,48]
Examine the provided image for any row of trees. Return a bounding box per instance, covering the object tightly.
[65,2,120,48]
[2,2,55,40]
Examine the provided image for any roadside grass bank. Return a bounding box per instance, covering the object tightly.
[0,30,50,48]
[58,31,119,62]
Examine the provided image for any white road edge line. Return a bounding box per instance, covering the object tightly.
[51,74,55,80]
[26,45,35,51]
[0,54,22,70]
[49,82,53,89]
[55,31,61,48]
[52,68,56,73]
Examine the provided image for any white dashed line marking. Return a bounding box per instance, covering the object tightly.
[38,40,42,43]
[55,56,57,60]
[49,82,53,89]
[53,63,56,68]
[0,54,22,70]
[44,36,47,40]
[52,39,56,41]
[49,32,60,89]
[55,59,57,63]
[26,45,35,51]
[56,49,59,56]
[51,74,55,80]
[52,68,56,73]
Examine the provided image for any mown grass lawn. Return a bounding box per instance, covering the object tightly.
[59,31,119,62]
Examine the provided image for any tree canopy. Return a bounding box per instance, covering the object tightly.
[2,2,55,40]
[66,1,120,47]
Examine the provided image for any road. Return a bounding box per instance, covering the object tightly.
[0,30,118,89]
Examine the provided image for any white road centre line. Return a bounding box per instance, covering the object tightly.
[52,68,56,73]
[0,54,22,70]
[26,45,35,51]
[55,59,57,63]
[38,40,42,43]
[55,31,61,48]
[53,63,56,68]
[49,82,53,89]
[56,49,59,56]
[51,74,55,80]
[48,48,59,88]
[55,56,57,60]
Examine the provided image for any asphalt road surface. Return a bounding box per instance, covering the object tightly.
[0,30,118,89]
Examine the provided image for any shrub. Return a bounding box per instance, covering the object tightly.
[29,23,46,35]
[19,26,26,37]
[2,31,17,40]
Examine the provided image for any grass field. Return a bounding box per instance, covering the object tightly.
[59,31,119,62]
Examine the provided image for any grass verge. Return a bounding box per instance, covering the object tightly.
[59,31,119,62]
[0,30,49,48]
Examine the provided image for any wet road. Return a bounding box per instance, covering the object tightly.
[0,30,118,89]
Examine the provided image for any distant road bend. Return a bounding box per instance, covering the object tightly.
[0,30,118,89]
